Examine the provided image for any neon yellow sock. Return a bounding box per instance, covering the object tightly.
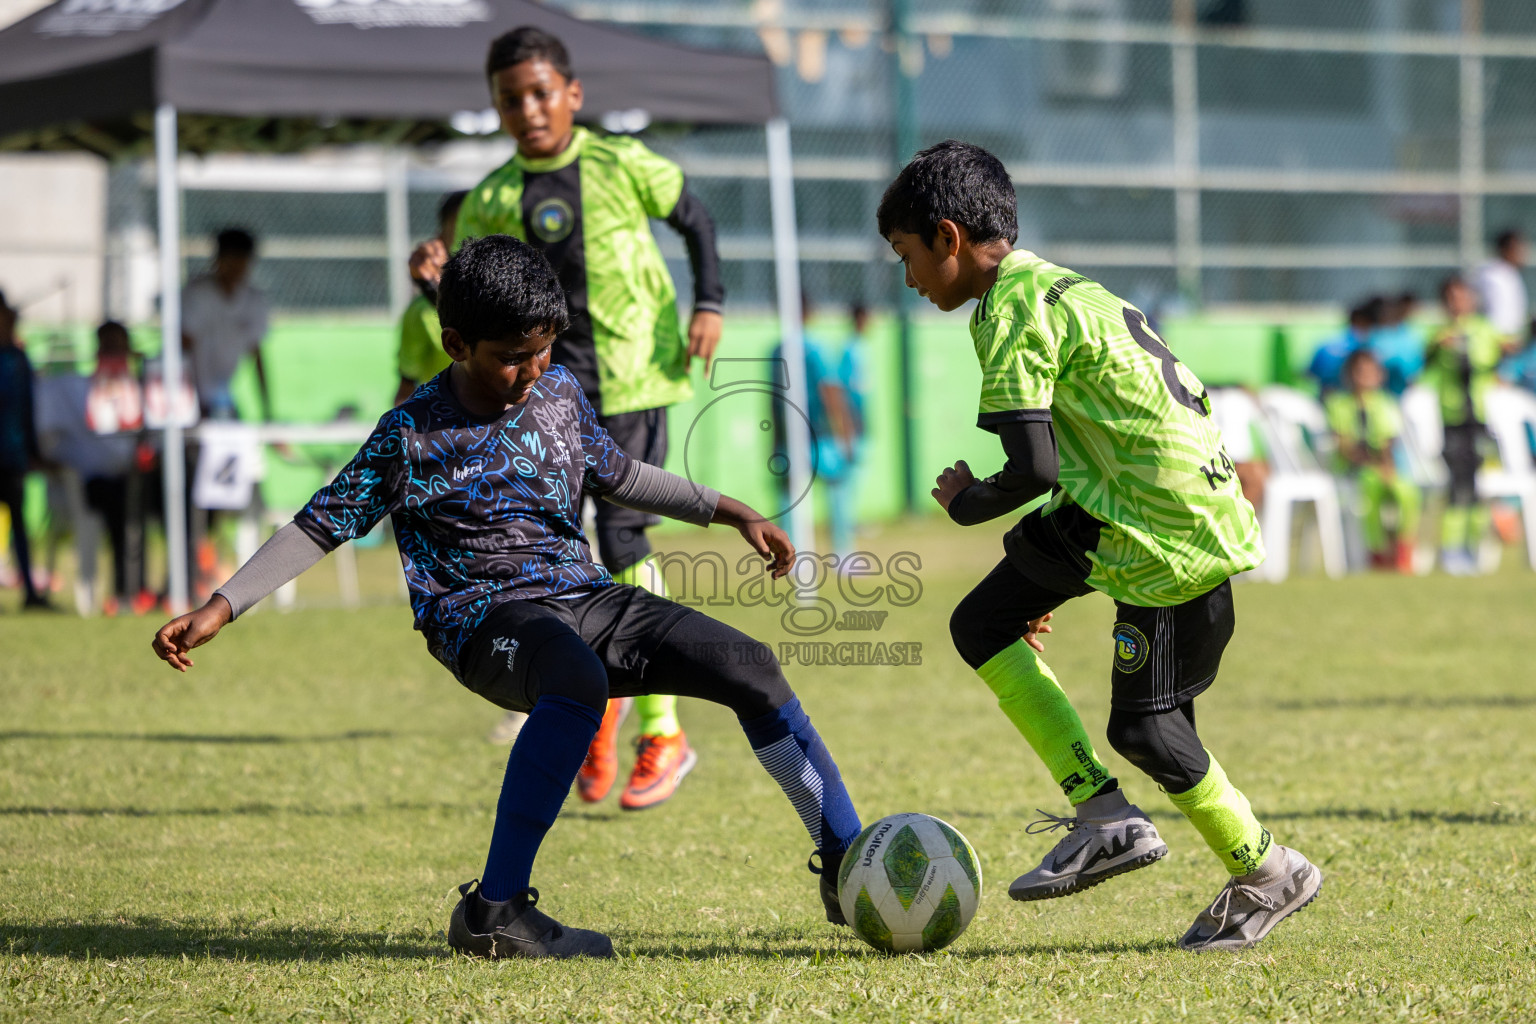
[1166,754,1272,876]
[976,640,1113,805]
[1442,506,1469,550]
[612,557,682,737]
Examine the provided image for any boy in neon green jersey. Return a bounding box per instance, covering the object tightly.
[394,191,467,406]
[878,141,1321,952]
[1425,275,1515,575]
[411,27,724,808]
[1325,349,1420,572]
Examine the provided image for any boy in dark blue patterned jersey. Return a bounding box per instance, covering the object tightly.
[151,236,863,959]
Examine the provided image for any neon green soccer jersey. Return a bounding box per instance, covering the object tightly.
[455,127,693,415]
[972,250,1265,606]
[397,294,450,386]
[1425,315,1504,427]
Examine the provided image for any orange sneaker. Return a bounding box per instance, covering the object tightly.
[576,697,632,803]
[620,732,698,811]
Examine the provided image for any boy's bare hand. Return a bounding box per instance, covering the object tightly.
[151,596,233,672]
[932,460,976,510]
[408,239,447,284]
[1024,611,1054,653]
[685,310,723,372]
[712,494,794,578]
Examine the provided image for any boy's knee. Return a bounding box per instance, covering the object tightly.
[1105,708,1209,793]
[950,600,1005,669]
[528,632,609,713]
[725,642,793,719]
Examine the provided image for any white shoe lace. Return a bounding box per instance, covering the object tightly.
[1025,809,1080,836]
[1201,881,1280,938]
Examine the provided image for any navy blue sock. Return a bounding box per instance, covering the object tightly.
[480,694,602,902]
[740,696,862,855]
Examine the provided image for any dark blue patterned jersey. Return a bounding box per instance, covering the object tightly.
[292,364,632,677]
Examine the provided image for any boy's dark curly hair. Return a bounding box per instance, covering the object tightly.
[438,235,569,348]
[877,140,1017,248]
[486,26,574,81]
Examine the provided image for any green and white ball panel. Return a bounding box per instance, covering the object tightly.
[837,813,982,953]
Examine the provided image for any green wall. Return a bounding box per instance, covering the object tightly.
[21,307,1350,526]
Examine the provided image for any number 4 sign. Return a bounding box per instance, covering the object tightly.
[193,423,263,510]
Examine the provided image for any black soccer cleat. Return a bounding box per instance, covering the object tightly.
[809,848,848,926]
[447,880,616,959]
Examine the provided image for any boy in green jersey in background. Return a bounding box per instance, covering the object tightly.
[878,141,1321,952]
[412,28,725,809]
[1326,349,1420,572]
[394,191,467,406]
[1426,275,1515,575]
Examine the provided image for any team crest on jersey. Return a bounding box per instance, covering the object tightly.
[1111,623,1149,674]
[530,198,575,243]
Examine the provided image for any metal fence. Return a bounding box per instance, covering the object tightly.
[105,0,1536,317]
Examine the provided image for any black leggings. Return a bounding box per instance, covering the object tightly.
[1105,702,1211,793]
[1443,422,1483,507]
[950,558,1216,795]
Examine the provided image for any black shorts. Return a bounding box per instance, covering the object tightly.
[956,554,1235,714]
[458,585,692,712]
[456,583,792,719]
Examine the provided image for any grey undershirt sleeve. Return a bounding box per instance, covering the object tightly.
[603,459,720,528]
[213,522,328,620]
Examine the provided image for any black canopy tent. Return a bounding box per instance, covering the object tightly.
[0,0,815,610]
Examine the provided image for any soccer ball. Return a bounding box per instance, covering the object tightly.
[837,812,982,953]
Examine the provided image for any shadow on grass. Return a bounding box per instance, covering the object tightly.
[0,800,477,819]
[1270,694,1536,712]
[0,730,399,744]
[4,922,1176,964]
[1265,806,1525,826]
[614,927,1176,961]
[1,921,443,961]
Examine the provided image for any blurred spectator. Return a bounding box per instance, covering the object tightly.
[1425,275,1516,575]
[183,228,270,421]
[1500,315,1536,394]
[0,289,49,609]
[829,303,871,556]
[1472,228,1530,345]
[1326,349,1419,573]
[771,295,858,555]
[1308,298,1381,393]
[1368,291,1425,395]
[395,191,467,405]
[81,324,142,612]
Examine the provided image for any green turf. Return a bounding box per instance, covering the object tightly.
[2,522,1533,1022]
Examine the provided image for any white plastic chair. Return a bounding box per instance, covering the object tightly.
[1479,386,1536,570]
[1253,386,1349,582]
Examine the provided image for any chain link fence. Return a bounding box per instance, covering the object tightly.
[99,0,1536,319]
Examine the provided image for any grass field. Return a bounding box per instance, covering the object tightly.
[2,522,1533,1022]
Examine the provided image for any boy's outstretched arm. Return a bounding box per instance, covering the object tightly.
[151,524,327,671]
[666,186,725,371]
[935,420,1059,525]
[600,461,792,578]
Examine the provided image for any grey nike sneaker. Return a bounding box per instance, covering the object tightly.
[447,881,616,959]
[1008,790,1167,901]
[1178,845,1323,952]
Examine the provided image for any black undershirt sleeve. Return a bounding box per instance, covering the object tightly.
[947,419,1060,526]
[665,182,725,313]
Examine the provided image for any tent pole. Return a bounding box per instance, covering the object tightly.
[766,117,814,555]
[384,147,411,318]
[155,103,190,614]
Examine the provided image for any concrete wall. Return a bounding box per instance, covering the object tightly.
[0,152,107,326]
